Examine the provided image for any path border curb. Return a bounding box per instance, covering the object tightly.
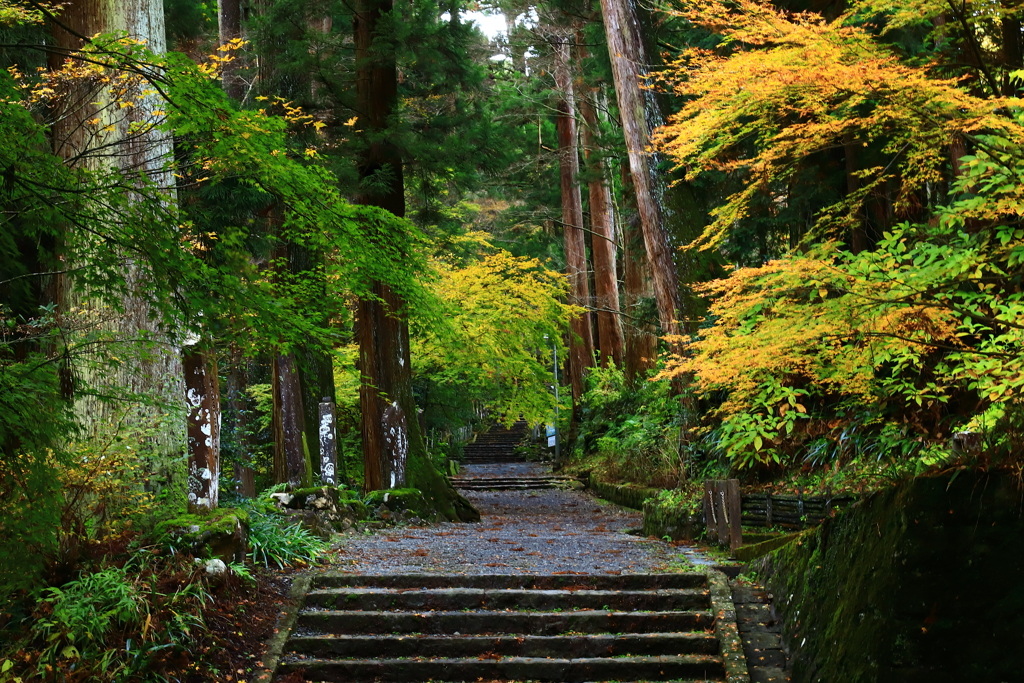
[253,572,312,683]
[706,568,751,683]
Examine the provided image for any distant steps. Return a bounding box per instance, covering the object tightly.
[449,475,580,491]
[461,420,529,464]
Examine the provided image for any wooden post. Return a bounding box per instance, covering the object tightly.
[703,480,718,544]
[705,479,742,550]
[184,345,220,512]
[798,487,806,529]
[318,398,338,485]
[714,481,729,544]
[724,479,742,553]
[766,492,774,528]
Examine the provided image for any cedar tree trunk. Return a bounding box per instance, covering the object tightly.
[352,0,479,521]
[599,0,681,336]
[552,32,594,402]
[579,81,624,367]
[50,0,184,456]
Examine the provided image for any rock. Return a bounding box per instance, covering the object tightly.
[275,486,369,537]
[156,508,249,563]
[284,509,335,540]
[204,558,228,576]
[270,492,293,508]
[364,488,429,519]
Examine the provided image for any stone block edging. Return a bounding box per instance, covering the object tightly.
[253,572,312,683]
[705,569,751,683]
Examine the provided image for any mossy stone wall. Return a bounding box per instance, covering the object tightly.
[753,473,1024,683]
[642,499,701,540]
[589,477,661,511]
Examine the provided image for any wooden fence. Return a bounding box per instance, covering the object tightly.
[741,491,857,530]
[702,480,858,550]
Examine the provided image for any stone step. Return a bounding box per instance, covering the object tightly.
[303,587,709,612]
[461,459,528,465]
[273,572,735,682]
[449,477,573,483]
[296,609,716,635]
[451,482,565,490]
[310,573,707,590]
[462,448,523,453]
[461,456,524,461]
[286,632,720,659]
[278,654,726,682]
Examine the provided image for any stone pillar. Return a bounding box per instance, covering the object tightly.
[318,398,338,485]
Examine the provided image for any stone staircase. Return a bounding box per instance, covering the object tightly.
[272,573,747,682]
[461,420,530,464]
[448,474,580,490]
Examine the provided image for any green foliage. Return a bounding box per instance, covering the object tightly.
[244,502,329,568]
[570,365,689,488]
[413,244,576,433]
[0,11,434,600]
[25,557,211,682]
[665,121,1024,472]
[34,566,143,663]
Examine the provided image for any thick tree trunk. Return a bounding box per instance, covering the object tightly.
[353,0,411,491]
[621,162,658,386]
[226,349,256,497]
[552,33,595,402]
[599,0,681,337]
[272,352,309,487]
[287,243,339,482]
[184,345,220,512]
[1002,1,1022,95]
[351,0,477,520]
[579,82,624,368]
[356,285,412,490]
[50,0,183,456]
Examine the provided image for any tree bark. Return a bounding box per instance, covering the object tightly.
[599,0,681,337]
[354,0,412,491]
[50,0,183,456]
[579,80,624,368]
[273,352,309,487]
[184,344,220,512]
[621,162,658,386]
[552,32,595,402]
[226,348,256,497]
[351,0,478,521]
[1002,1,1022,96]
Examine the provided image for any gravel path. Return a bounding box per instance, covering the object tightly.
[330,463,677,575]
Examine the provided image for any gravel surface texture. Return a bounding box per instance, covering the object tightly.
[330,463,677,574]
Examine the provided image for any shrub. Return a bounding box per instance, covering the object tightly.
[244,502,330,568]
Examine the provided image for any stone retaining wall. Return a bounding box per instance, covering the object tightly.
[641,499,702,541]
[588,476,662,511]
